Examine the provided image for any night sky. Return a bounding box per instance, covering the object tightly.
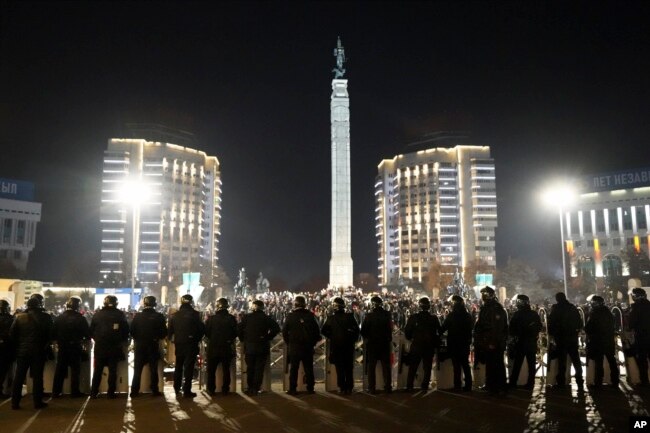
[1,1,649,287]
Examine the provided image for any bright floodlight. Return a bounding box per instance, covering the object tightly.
[542,184,576,209]
[118,180,151,205]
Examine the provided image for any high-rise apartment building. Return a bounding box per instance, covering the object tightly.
[0,178,41,273]
[375,134,496,285]
[99,129,221,288]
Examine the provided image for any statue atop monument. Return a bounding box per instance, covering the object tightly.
[256,272,270,293]
[332,36,346,79]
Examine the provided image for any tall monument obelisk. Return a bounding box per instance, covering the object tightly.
[329,37,353,288]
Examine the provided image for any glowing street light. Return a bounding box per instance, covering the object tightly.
[542,183,577,297]
[118,179,151,290]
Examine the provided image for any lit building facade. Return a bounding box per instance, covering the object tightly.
[565,167,650,284]
[99,136,221,288]
[375,139,496,285]
[0,178,41,272]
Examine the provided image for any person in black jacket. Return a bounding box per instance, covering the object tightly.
[168,294,204,398]
[0,299,15,399]
[404,297,441,392]
[442,295,473,391]
[361,296,393,394]
[204,297,237,396]
[282,295,321,395]
[321,297,359,395]
[547,292,583,389]
[10,296,53,410]
[629,287,650,387]
[474,286,508,395]
[130,296,167,397]
[90,295,130,399]
[584,295,619,388]
[507,294,542,390]
[52,296,90,398]
[238,299,280,396]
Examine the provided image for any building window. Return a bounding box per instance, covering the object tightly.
[16,220,25,245]
[623,210,633,231]
[2,219,11,243]
[613,238,621,247]
[596,212,605,232]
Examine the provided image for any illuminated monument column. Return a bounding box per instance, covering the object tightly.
[329,37,353,288]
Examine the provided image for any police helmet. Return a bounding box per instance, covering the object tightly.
[418,297,431,311]
[103,295,118,308]
[143,296,157,308]
[447,294,464,305]
[30,293,44,303]
[294,295,307,309]
[27,296,43,309]
[332,297,345,310]
[0,299,11,314]
[180,294,193,306]
[587,294,605,308]
[66,296,82,311]
[514,294,530,309]
[251,299,265,311]
[216,297,229,310]
[370,296,383,308]
[480,286,496,301]
[631,287,647,301]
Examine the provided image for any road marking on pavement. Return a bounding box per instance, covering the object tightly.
[63,396,90,433]
[13,409,40,433]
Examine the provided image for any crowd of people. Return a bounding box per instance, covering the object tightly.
[1,285,649,411]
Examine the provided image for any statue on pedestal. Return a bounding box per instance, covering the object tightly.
[234,267,248,297]
[332,36,346,79]
[256,272,270,293]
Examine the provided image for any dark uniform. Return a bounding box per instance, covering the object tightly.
[360,297,393,393]
[130,298,167,396]
[404,298,441,391]
[52,299,90,397]
[204,300,237,395]
[89,297,130,398]
[168,296,204,397]
[584,296,619,387]
[441,297,473,391]
[10,297,54,409]
[0,300,15,398]
[474,287,508,394]
[547,292,583,388]
[629,289,650,386]
[507,295,542,389]
[321,299,359,394]
[282,297,321,394]
[238,300,280,395]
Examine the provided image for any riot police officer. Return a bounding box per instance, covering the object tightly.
[629,287,650,386]
[130,296,167,397]
[473,286,508,395]
[168,294,204,398]
[204,297,237,396]
[404,297,441,392]
[321,297,359,395]
[238,299,280,396]
[547,292,583,389]
[442,295,473,391]
[360,296,393,394]
[89,295,130,399]
[282,295,321,395]
[52,296,90,398]
[10,296,53,409]
[507,294,542,389]
[584,295,619,388]
[0,299,15,399]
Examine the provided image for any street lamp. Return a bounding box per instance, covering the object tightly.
[118,179,151,290]
[542,184,576,297]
